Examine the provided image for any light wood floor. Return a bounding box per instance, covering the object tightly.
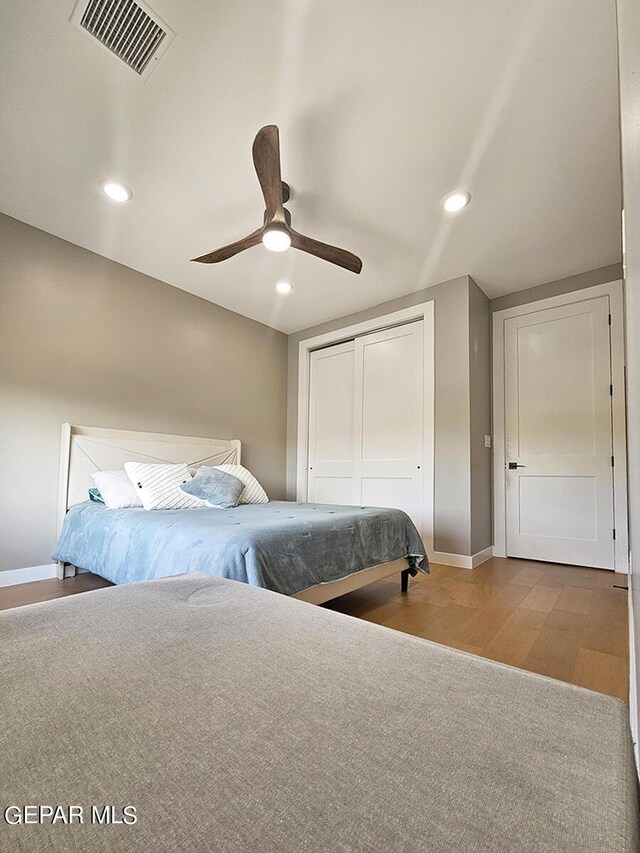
[0,572,112,611]
[0,557,629,700]
[325,557,629,701]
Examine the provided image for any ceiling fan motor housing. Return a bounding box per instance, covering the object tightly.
[264,207,292,226]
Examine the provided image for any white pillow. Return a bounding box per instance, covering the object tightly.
[124,462,208,511]
[214,464,269,504]
[91,471,143,510]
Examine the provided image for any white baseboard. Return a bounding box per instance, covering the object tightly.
[471,546,494,568]
[430,547,493,570]
[0,564,58,588]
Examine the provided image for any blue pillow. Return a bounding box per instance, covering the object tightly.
[181,467,244,508]
[88,487,105,504]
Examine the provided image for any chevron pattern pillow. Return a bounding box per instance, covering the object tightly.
[214,464,269,504]
[124,462,208,511]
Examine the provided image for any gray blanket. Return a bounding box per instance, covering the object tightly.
[1,573,637,852]
[53,500,427,593]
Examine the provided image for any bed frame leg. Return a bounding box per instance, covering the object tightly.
[401,568,410,593]
[56,562,76,580]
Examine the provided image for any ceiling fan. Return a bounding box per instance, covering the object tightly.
[191,125,362,274]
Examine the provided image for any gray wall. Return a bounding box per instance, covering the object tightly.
[490,264,622,313]
[0,214,288,573]
[617,0,640,748]
[469,279,492,555]
[287,275,492,558]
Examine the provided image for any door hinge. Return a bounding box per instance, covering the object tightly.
[613,528,616,540]
[610,384,613,396]
[608,313,612,325]
[611,455,615,467]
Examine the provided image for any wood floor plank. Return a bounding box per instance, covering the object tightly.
[0,574,110,611]
[442,584,531,648]
[359,600,419,625]
[510,566,548,587]
[449,641,484,656]
[384,603,475,645]
[427,564,468,582]
[380,601,453,636]
[539,566,597,589]
[523,624,583,683]
[413,580,456,608]
[595,571,628,589]
[581,587,629,659]
[465,559,525,586]
[519,585,563,613]
[554,585,593,616]
[544,609,587,634]
[572,649,628,701]
[483,607,547,668]
[436,578,503,609]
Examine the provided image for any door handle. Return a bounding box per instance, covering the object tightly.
[508,462,526,469]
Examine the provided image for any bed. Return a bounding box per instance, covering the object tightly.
[53,424,427,602]
[1,573,637,853]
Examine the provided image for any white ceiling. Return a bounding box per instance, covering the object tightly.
[0,0,622,333]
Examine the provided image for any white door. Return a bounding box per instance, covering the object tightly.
[308,321,424,532]
[504,296,615,569]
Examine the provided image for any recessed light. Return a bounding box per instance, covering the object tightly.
[262,228,291,252]
[100,180,133,203]
[442,191,471,213]
[275,280,293,294]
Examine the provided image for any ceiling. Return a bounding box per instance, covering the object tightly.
[0,0,622,334]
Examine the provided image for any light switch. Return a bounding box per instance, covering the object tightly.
[484,435,492,448]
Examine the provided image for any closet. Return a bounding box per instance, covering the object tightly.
[307,320,425,532]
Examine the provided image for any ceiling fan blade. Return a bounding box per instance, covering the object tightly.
[191,228,263,264]
[289,229,362,274]
[252,125,286,225]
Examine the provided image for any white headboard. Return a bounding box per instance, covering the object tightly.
[57,424,241,531]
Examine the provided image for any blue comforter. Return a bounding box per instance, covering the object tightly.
[53,501,428,595]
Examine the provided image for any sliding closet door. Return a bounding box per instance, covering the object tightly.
[307,321,424,531]
[354,322,424,529]
[308,340,356,504]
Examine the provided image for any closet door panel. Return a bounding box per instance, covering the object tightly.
[308,341,356,504]
[360,331,416,461]
[361,476,418,519]
[354,322,424,529]
[313,477,354,505]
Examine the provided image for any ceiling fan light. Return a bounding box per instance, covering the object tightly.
[442,191,471,213]
[262,227,291,252]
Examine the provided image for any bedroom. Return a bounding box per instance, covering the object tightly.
[1,0,640,850]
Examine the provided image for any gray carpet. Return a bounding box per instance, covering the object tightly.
[1,572,638,852]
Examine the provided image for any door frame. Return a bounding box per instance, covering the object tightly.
[492,280,629,572]
[296,302,435,555]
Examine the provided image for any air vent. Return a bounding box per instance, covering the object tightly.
[71,0,175,81]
